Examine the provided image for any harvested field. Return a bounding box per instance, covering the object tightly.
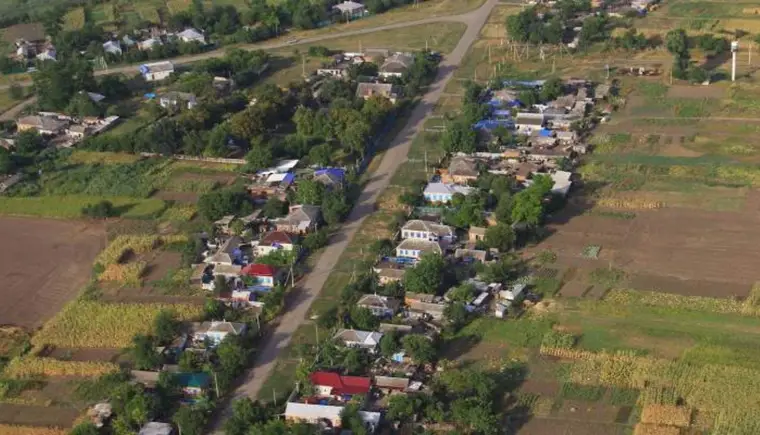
[0,218,105,329]
[559,280,591,298]
[0,404,78,428]
[519,379,561,396]
[540,206,760,298]
[142,252,182,283]
[41,347,122,363]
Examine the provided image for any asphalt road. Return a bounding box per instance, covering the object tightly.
[206,0,498,432]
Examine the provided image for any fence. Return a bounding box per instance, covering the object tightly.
[140,153,246,165]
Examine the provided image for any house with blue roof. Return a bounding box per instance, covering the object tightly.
[313,168,345,189]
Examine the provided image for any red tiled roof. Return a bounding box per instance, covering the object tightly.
[241,264,275,277]
[310,371,370,395]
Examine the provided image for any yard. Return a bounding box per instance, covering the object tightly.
[0,217,105,329]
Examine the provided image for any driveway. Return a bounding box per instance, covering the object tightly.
[207,0,498,432]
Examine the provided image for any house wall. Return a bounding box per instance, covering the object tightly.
[315,385,333,397]
[396,248,421,259]
[145,70,172,82]
[424,193,452,203]
[402,230,434,241]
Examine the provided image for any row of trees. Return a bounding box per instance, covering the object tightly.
[666,28,710,83]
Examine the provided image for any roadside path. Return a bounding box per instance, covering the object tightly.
[207,0,498,432]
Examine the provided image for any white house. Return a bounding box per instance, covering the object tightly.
[192,321,247,346]
[159,92,197,110]
[499,283,526,302]
[356,294,400,317]
[140,61,175,82]
[550,170,573,196]
[423,182,474,203]
[35,45,56,61]
[515,112,545,134]
[138,37,162,51]
[333,0,368,19]
[379,52,414,78]
[333,329,383,352]
[401,220,455,243]
[255,231,296,256]
[138,422,173,435]
[395,238,443,260]
[177,28,206,44]
[103,40,122,55]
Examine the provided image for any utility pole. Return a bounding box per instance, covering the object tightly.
[315,322,320,343]
[213,371,220,398]
[750,42,753,66]
[273,389,277,406]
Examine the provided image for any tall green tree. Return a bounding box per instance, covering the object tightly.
[403,253,445,294]
[401,334,436,364]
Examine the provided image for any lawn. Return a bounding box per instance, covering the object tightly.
[0,196,166,219]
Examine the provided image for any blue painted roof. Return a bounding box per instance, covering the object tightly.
[503,80,546,89]
[473,119,514,130]
[282,172,296,185]
[538,129,553,137]
[314,167,345,180]
[492,109,512,117]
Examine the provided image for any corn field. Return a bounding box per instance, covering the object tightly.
[95,235,189,266]
[2,357,118,378]
[541,346,760,433]
[633,424,681,435]
[606,288,760,318]
[597,198,664,210]
[641,405,692,427]
[160,204,197,222]
[0,425,67,435]
[32,301,202,348]
[100,262,146,287]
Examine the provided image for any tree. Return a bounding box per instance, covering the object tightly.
[350,307,379,330]
[294,179,325,205]
[342,347,367,375]
[401,334,436,364]
[260,197,288,219]
[0,148,12,174]
[99,74,131,100]
[14,130,44,155]
[67,92,101,117]
[153,310,179,345]
[403,253,445,294]
[379,330,401,357]
[447,283,476,303]
[214,275,229,296]
[217,337,248,382]
[130,334,160,370]
[308,143,333,166]
[688,66,708,84]
[81,200,115,218]
[244,144,273,172]
[451,397,499,435]
[69,422,100,435]
[340,404,368,435]
[387,394,424,423]
[322,190,350,225]
[204,298,226,320]
[33,57,96,111]
[665,28,689,56]
[179,350,202,372]
[197,187,253,221]
[302,228,329,251]
[484,223,515,252]
[539,77,563,102]
[225,398,272,435]
[511,189,544,226]
[444,302,469,331]
[442,120,477,154]
[173,404,207,435]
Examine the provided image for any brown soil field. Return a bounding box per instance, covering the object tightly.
[0,403,78,428]
[142,251,181,283]
[0,218,104,329]
[539,206,760,298]
[177,172,237,184]
[559,280,591,298]
[519,379,560,396]
[42,347,122,362]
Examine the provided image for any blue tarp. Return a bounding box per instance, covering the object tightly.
[487,99,502,107]
[281,172,296,185]
[507,100,523,107]
[143,93,156,99]
[492,109,512,117]
[314,167,345,181]
[473,119,514,130]
[538,128,553,137]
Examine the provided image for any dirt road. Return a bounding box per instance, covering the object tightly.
[207,0,498,432]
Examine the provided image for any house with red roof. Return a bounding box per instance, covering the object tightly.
[241,263,278,288]
[255,231,296,256]
[310,371,371,399]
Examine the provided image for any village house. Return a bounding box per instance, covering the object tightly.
[16,115,67,135]
[275,205,321,234]
[310,371,371,399]
[373,261,407,284]
[255,231,296,256]
[316,54,355,78]
[204,236,243,266]
[213,215,236,234]
[444,156,479,184]
[405,292,446,321]
[177,28,206,44]
[159,92,198,110]
[550,170,573,196]
[356,294,400,317]
[313,168,345,189]
[556,130,578,145]
[468,226,487,243]
[138,422,174,435]
[284,402,380,431]
[247,172,295,202]
[356,83,400,104]
[213,76,234,93]
[379,52,414,78]
[36,44,56,61]
[191,321,247,345]
[401,220,455,243]
[395,238,443,260]
[103,40,122,55]
[140,61,174,82]
[333,0,368,19]
[515,112,545,134]
[66,124,90,139]
[241,263,278,288]
[175,372,211,397]
[138,37,162,51]
[375,376,410,395]
[499,283,526,302]
[423,182,474,203]
[333,329,383,352]
[454,248,488,263]
[4,23,46,60]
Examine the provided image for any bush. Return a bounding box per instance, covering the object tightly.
[81,200,116,218]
